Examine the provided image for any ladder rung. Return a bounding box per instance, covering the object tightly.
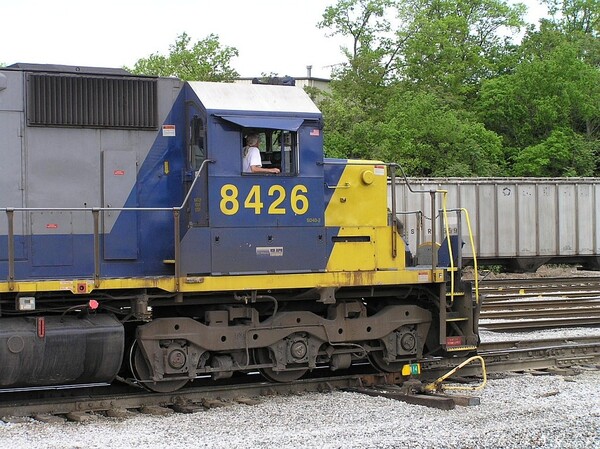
[446,345,478,352]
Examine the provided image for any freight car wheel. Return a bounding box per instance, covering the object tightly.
[368,351,406,374]
[132,344,189,393]
[254,348,308,383]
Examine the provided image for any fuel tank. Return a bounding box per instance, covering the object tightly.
[0,314,124,388]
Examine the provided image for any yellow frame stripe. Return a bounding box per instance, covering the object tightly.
[0,269,446,295]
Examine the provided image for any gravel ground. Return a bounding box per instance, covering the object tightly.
[0,327,598,449]
[479,325,600,343]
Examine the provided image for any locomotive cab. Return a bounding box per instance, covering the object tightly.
[179,81,327,276]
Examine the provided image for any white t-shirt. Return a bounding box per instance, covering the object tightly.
[243,146,262,173]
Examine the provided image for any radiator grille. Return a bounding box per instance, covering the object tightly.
[27,73,157,129]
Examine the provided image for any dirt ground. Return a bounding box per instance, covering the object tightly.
[462,264,600,280]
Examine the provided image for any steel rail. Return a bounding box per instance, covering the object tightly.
[482,298,600,310]
[481,307,600,319]
[478,276,600,291]
[480,317,600,330]
[473,275,600,331]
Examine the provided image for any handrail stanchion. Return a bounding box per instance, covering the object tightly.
[7,209,14,291]
[173,209,181,293]
[439,190,455,304]
[389,164,398,259]
[92,208,100,288]
[180,159,214,210]
[430,191,437,272]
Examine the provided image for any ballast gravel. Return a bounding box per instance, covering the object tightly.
[0,327,599,449]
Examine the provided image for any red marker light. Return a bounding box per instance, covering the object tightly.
[37,317,46,338]
[88,299,99,310]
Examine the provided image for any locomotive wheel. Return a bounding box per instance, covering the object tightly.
[254,348,308,383]
[368,350,407,374]
[132,344,189,393]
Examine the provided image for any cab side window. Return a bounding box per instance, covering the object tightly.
[190,115,206,169]
[242,128,298,175]
[271,130,297,175]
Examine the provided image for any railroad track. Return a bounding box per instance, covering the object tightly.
[1,336,598,420]
[477,275,600,297]
[477,276,600,331]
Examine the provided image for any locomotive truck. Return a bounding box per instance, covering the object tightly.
[0,63,479,392]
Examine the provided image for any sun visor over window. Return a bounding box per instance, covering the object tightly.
[218,115,304,131]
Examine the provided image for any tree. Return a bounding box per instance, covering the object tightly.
[320,85,506,175]
[379,89,505,176]
[318,0,401,80]
[128,33,239,81]
[317,0,520,175]
[398,0,526,102]
[512,128,597,176]
[477,30,600,148]
[544,0,600,86]
[318,0,600,177]
[317,2,399,159]
[543,0,600,36]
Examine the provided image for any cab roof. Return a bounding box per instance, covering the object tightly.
[187,81,321,118]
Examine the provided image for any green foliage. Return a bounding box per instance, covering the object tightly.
[477,40,600,148]
[544,0,600,36]
[380,90,505,176]
[128,32,239,81]
[319,0,396,63]
[512,128,597,176]
[399,0,526,100]
[319,85,376,159]
[320,86,505,175]
[317,0,600,177]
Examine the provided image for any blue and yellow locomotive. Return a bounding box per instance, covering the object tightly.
[0,64,479,392]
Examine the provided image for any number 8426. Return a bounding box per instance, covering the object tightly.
[219,184,309,216]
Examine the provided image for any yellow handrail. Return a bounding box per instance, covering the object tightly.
[461,207,479,304]
[438,190,454,303]
[435,191,480,306]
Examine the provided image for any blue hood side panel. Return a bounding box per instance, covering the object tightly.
[106,88,188,276]
[323,158,347,207]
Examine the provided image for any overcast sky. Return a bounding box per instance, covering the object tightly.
[1,0,548,79]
